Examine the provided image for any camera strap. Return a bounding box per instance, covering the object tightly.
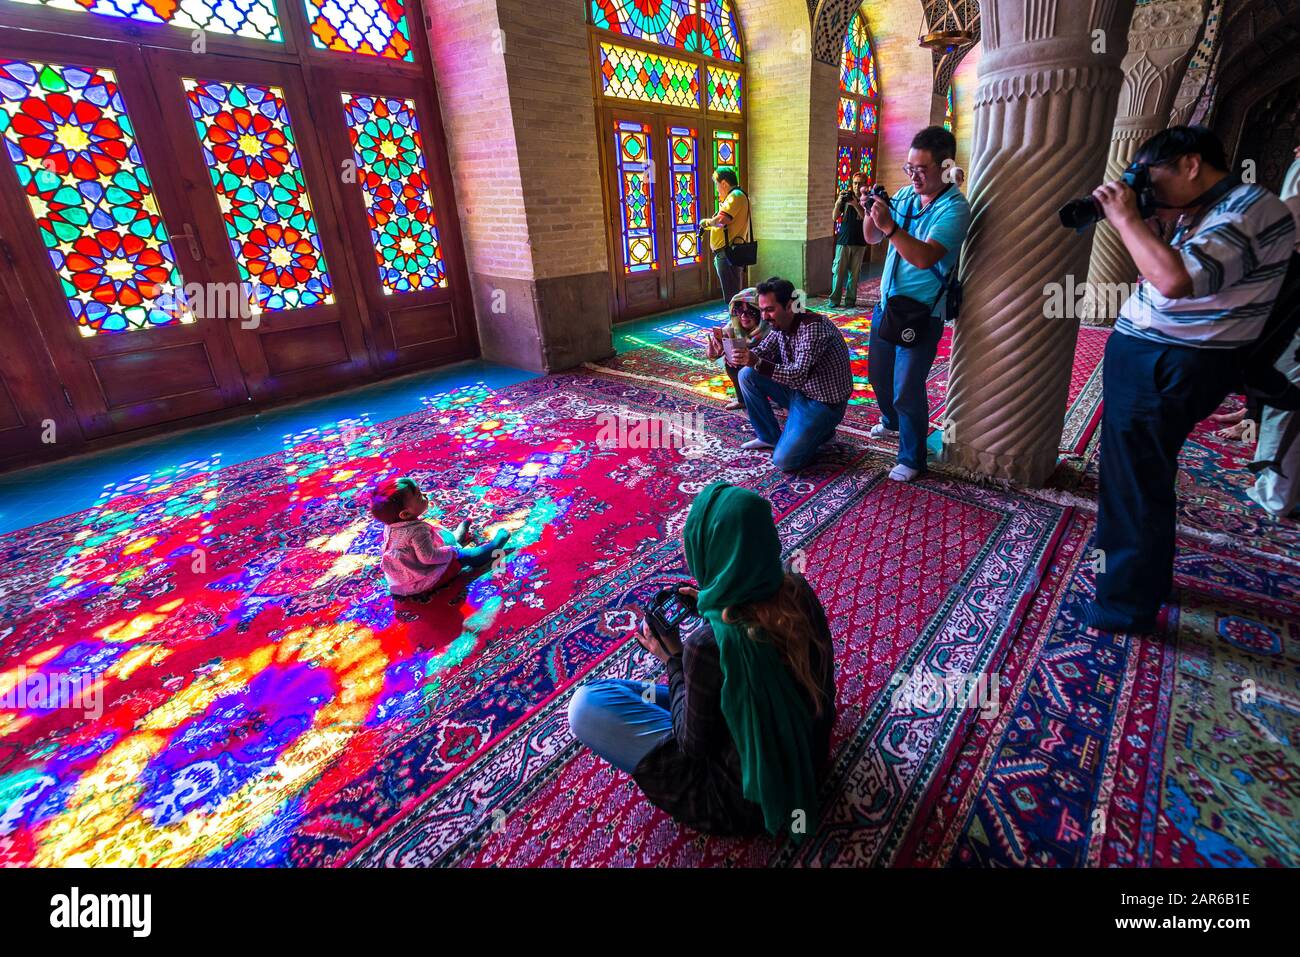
[1174,174,1242,238]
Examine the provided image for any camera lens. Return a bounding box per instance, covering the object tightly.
[1058,197,1103,229]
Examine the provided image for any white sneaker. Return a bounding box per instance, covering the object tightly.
[869,423,898,439]
[741,438,775,451]
[888,464,922,482]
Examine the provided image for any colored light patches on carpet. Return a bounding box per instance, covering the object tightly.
[0,59,189,335]
[40,458,223,604]
[183,78,334,314]
[6,0,283,42]
[3,374,708,865]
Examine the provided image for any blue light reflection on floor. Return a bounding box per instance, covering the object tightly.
[0,302,729,535]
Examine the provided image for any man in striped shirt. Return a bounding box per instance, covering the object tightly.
[731,277,853,472]
[1087,126,1296,634]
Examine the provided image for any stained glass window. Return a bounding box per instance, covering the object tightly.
[0,58,189,335]
[836,145,854,194]
[589,1,742,62]
[614,120,657,274]
[944,86,954,132]
[697,0,742,62]
[341,93,446,294]
[6,0,283,42]
[668,126,700,267]
[838,97,858,133]
[300,0,412,61]
[711,129,739,205]
[706,66,741,113]
[841,10,877,97]
[184,78,334,314]
[859,145,873,185]
[589,0,690,50]
[861,102,877,136]
[598,42,700,109]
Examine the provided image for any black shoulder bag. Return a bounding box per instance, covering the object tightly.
[878,187,957,347]
[724,190,758,268]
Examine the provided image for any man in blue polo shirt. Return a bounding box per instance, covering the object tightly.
[863,126,971,482]
[1087,126,1295,633]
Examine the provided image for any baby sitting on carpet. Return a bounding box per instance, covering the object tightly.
[370,476,510,599]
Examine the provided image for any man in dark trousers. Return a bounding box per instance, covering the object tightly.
[1086,126,1295,633]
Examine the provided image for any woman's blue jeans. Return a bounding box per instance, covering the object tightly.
[567,680,673,774]
[867,301,942,471]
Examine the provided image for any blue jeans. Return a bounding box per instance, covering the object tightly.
[737,366,847,472]
[567,680,673,774]
[867,302,942,470]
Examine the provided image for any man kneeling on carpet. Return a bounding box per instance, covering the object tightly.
[729,277,853,472]
[567,482,837,839]
[370,476,510,599]
[703,287,769,410]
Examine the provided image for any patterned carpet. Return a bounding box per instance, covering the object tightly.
[1,308,1296,867]
[595,279,1109,456]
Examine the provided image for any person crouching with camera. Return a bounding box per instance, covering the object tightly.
[1085,125,1296,634]
[863,126,971,483]
[567,482,837,840]
[704,287,769,410]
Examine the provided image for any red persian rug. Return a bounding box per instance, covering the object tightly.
[0,371,1068,867]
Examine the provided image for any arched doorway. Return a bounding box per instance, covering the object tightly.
[835,4,881,196]
[587,1,747,321]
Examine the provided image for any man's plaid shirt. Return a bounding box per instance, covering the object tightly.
[750,311,853,404]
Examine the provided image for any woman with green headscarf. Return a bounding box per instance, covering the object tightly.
[567,482,837,840]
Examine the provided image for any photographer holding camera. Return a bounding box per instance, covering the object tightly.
[567,482,836,840]
[1083,126,1296,633]
[863,126,971,482]
[700,166,750,306]
[826,171,870,308]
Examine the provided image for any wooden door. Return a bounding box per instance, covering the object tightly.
[660,120,709,309]
[0,32,250,440]
[145,48,374,403]
[311,64,477,372]
[604,112,665,320]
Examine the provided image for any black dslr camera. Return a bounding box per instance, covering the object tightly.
[644,584,704,646]
[862,184,890,211]
[1058,161,1160,230]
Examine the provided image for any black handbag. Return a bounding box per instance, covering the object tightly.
[724,190,758,268]
[880,265,955,347]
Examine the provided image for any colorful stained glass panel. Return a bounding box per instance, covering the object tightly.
[838,97,858,133]
[0,58,189,335]
[668,126,700,267]
[341,93,446,294]
[861,102,878,136]
[598,42,699,109]
[944,86,954,132]
[836,145,854,194]
[706,66,741,113]
[711,129,739,206]
[184,78,333,314]
[859,145,873,185]
[300,0,412,61]
[6,0,282,42]
[588,0,690,51]
[697,0,743,62]
[841,10,877,97]
[614,120,657,275]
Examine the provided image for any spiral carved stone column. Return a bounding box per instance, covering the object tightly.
[941,0,1135,486]
[1083,0,1207,324]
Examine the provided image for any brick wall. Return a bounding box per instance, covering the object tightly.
[863,0,936,196]
[951,40,982,175]
[497,0,608,280]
